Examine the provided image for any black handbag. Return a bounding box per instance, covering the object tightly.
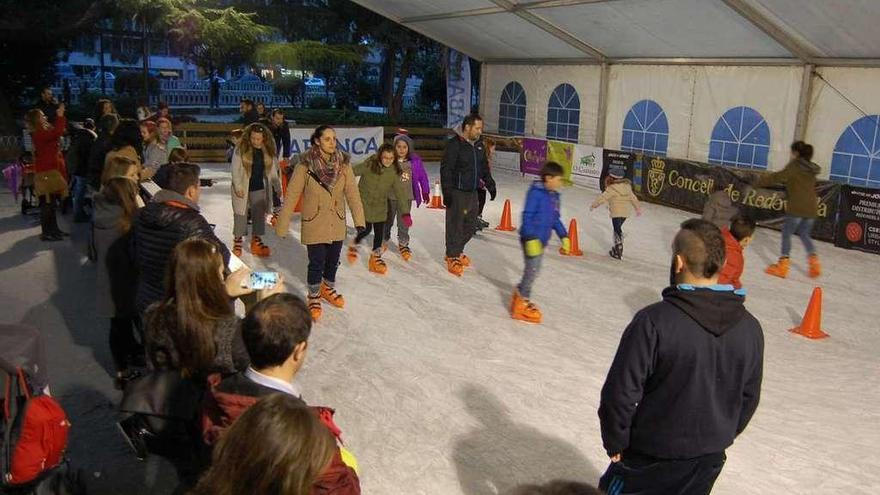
[117,371,204,460]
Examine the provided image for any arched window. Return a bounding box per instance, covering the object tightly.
[708,106,770,170]
[831,115,880,188]
[546,83,580,143]
[622,99,669,156]
[498,82,526,136]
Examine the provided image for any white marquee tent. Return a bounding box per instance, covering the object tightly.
[353,0,880,183]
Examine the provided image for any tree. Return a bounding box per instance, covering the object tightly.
[170,7,273,76]
[255,41,362,108]
[0,0,108,131]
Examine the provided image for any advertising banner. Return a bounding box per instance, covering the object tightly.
[520,138,547,176]
[601,150,638,191]
[446,49,471,130]
[289,127,383,164]
[571,144,604,190]
[835,186,880,254]
[638,155,840,241]
[492,150,521,173]
[546,140,574,183]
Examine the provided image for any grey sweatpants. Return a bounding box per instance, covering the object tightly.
[233,190,267,237]
[384,199,410,247]
[517,251,543,299]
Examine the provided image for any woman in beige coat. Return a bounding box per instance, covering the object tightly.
[591,167,642,260]
[232,123,282,257]
[275,125,365,322]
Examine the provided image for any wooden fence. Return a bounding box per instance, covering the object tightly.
[177,123,454,163]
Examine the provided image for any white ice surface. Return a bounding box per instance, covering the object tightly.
[2,162,879,494]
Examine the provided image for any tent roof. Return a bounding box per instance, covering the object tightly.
[351,0,880,66]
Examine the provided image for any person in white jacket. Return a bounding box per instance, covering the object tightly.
[231,123,282,257]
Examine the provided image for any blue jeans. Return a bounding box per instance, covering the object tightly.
[517,250,543,299]
[781,216,816,257]
[71,175,89,219]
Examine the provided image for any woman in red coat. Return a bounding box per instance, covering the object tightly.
[25,104,68,241]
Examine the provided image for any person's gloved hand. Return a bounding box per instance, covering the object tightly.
[561,237,571,255]
[356,225,366,236]
[402,214,413,228]
[524,238,544,257]
[487,181,497,201]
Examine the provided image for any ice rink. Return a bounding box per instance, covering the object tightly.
[1,162,879,494]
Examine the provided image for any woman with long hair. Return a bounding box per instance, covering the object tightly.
[143,239,282,378]
[348,143,412,275]
[103,118,144,184]
[93,160,144,388]
[94,98,116,122]
[231,123,281,257]
[192,394,336,495]
[25,104,68,241]
[275,125,365,322]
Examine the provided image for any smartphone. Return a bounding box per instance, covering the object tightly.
[243,271,279,290]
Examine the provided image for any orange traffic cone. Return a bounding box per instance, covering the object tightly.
[294,195,303,213]
[496,199,516,231]
[428,181,445,209]
[790,287,829,339]
[560,218,584,256]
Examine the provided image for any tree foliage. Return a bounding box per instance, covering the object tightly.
[169,7,274,74]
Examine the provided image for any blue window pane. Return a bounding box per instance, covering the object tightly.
[831,154,851,176]
[632,132,644,150]
[722,143,738,163]
[517,106,526,119]
[547,124,557,138]
[656,135,669,155]
[645,133,657,152]
[868,159,880,181]
[568,111,579,124]
[567,127,578,141]
[754,147,769,168]
[548,109,558,122]
[622,130,633,148]
[737,145,754,165]
[851,156,870,179]
[709,141,723,162]
[850,178,868,186]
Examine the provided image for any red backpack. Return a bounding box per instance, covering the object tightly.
[2,368,70,486]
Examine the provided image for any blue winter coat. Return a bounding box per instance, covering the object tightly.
[520,181,567,245]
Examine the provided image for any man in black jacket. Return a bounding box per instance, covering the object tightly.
[132,163,230,314]
[598,218,763,495]
[87,114,119,190]
[262,108,291,159]
[240,98,259,125]
[440,113,496,276]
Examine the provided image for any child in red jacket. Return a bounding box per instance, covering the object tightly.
[719,216,757,289]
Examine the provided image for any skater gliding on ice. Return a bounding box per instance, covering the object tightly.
[383,131,430,261]
[440,113,496,276]
[231,123,282,258]
[349,144,413,275]
[590,167,641,259]
[513,162,570,324]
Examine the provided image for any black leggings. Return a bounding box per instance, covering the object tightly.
[478,188,487,216]
[354,221,386,252]
[39,195,60,235]
[110,316,141,372]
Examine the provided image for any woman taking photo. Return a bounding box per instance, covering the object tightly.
[231,123,281,258]
[26,104,68,241]
[143,238,282,378]
[275,125,365,322]
[93,163,144,389]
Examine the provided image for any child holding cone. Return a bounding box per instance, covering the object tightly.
[591,166,641,260]
[348,144,413,275]
[513,162,570,324]
[382,131,430,261]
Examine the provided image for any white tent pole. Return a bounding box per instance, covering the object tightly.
[793,64,815,142]
[596,62,610,147]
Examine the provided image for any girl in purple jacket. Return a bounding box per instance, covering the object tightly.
[383,132,430,261]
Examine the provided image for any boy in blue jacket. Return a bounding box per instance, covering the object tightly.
[513,162,570,323]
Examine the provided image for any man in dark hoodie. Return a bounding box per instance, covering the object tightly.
[239,98,260,125]
[754,141,822,279]
[87,114,119,190]
[67,118,97,222]
[440,113,496,276]
[598,218,763,495]
[131,163,230,314]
